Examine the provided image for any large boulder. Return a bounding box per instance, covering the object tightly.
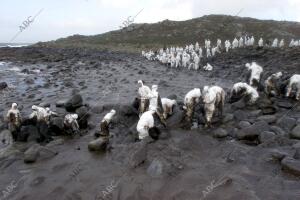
[64,94,83,112]
[76,106,90,129]
[281,157,300,176]
[237,121,270,140]
[290,125,300,139]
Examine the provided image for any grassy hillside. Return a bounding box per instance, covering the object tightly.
[37,15,300,52]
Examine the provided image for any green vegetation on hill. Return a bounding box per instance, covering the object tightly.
[38,15,300,53]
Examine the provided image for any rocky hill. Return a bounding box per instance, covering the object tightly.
[37,14,300,52]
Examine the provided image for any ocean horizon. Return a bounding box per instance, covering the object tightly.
[0,43,33,48]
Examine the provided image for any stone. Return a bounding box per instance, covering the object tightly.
[290,125,300,139]
[24,77,35,84]
[257,115,277,124]
[237,121,270,140]
[261,106,277,115]
[49,117,64,135]
[277,117,296,132]
[222,114,234,123]
[270,126,286,136]
[88,137,108,151]
[55,99,68,107]
[270,149,289,161]
[76,106,90,129]
[65,94,83,112]
[24,144,41,163]
[0,82,8,90]
[277,101,293,109]
[294,148,300,160]
[258,131,276,143]
[213,128,228,138]
[147,159,163,177]
[234,110,249,121]
[238,121,251,129]
[281,157,300,176]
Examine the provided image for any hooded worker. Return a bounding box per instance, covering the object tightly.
[202,86,225,127]
[245,62,263,89]
[272,38,278,47]
[230,82,259,105]
[183,88,201,124]
[258,38,264,47]
[64,114,80,136]
[286,74,300,100]
[30,105,56,142]
[137,80,152,117]
[6,103,22,141]
[265,72,283,96]
[97,109,116,138]
[149,85,167,127]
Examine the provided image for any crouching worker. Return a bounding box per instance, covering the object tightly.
[6,103,22,142]
[137,80,152,117]
[265,72,283,96]
[202,86,225,128]
[286,74,300,100]
[30,105,57,143]
[183,88,201,125]
[161,98,176,119]
[88,110,116,152]
[149,85,167,127]
[136,110,160,140]
[230,82,259,105]
[64,114,80,136]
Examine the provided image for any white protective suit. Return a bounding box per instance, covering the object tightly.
[137,110,155,140]
[286,74,300,100]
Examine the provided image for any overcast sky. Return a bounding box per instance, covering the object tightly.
[1,0,300,43]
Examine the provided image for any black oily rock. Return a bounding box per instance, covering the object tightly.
[237,121,270,140]
[261,106,277,115]
[24,144,41,163]
[238,121,251,129]
[65,94,83,111]
[0,82,8,90]
[88,137,109,151]
[24,77,35,84]
[257,115,277,124]
[290,125,300,139]
[258,131,276,143]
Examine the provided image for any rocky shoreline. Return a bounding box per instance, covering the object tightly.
[0,46,300,200]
